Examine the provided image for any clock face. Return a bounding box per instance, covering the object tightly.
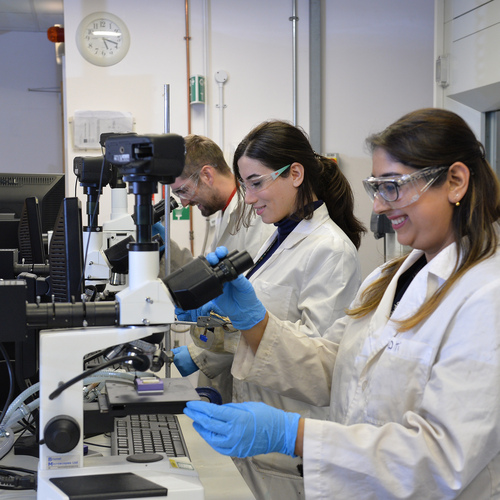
[76,12,130,67]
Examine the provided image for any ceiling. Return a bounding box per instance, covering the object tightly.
[0,0,63,32]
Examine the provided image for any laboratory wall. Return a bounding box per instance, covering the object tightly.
[4,0,435,279]
[0,31,63,174]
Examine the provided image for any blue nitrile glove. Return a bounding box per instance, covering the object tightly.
[175,302,216,323]
[184,400,300,458]
[171,346,199,377]
[206,246,229,265]
[205,247,267,331]
[152,222,165,251]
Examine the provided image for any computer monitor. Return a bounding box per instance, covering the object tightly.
[49,197,85,303]
[18,197,46,265]
[0,173,65,237]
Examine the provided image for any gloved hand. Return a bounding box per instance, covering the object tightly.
[175,302,216,323]
[152,222,165,251]
[205,247,267,331]
[171,346,199,377]
[205,246,229,265]
[184,400,300,458]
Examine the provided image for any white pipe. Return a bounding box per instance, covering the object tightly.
[218,83,224,150]
[291,0,299,125]
[215,70,228,151]
[203,0,209,136]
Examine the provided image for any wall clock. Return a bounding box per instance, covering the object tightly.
[76,12,130,67]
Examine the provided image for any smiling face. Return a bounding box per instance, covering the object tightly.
[237,156,300,224]
[371,148,457,261]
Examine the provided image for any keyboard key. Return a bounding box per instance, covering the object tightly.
[111,414,189,458]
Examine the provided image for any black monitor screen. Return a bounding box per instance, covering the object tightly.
[0,173,65,234]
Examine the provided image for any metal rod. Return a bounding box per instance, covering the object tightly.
[163,84,171,277]
[290,0,299,126]
[184,0,195,255]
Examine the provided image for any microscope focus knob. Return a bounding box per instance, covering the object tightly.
[43,415,81,453]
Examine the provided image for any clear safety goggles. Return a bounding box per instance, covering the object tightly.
[240,164,291,195]
[362,165,449,209]
[171,171,200,200]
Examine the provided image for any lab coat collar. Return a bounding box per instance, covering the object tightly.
[369,241,459,333]
[249,204,331,277]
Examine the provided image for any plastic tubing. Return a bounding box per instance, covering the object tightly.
[0,427,15,460]
[4,400,39,430]
[1,370,153,427]
[1,383,39,426]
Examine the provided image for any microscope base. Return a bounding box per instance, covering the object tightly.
[37,454,204,499]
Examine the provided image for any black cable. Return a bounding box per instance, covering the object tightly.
[83,440,110,449]
[0,344,14,424]
[49,353,150,400]
[0,466,36,475]
[0,465,37,491]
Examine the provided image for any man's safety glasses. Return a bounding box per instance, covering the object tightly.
[171,172,199,200]
[362,165,449,209]
[240,164,291,195]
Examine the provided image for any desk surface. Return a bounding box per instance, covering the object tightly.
[0,414,255,499]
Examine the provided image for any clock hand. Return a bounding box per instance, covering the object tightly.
[103,38,119,47]
[103,39,109,50]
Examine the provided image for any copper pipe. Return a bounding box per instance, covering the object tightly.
[184,0,194,254]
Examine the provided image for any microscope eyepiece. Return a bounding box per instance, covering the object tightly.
[163,250,254,310]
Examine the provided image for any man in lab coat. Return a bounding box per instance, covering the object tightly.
[168,134,273,266]
[168,134,274,401]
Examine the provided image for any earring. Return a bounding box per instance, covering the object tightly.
[455,201,460,207]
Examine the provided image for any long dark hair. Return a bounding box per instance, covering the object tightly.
[348,107,500,330]
[233,120,366,249]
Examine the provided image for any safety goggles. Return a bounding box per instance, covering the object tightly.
[171,171,199,200]
[362,165,449,209]
[240,164,291,195]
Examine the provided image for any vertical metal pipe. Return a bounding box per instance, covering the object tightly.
[163,84,172,370]
[202,0,209,136]
[290,0,299,126]
[185,0,192,135]
[184,0,194,255]
[309,0,322,153]
[163,84,171,277]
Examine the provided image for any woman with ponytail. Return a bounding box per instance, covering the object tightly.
[175,120,365,498]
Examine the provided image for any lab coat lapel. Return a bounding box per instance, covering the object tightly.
[366,244,458,357]
[248,205,328,281]
[390,243,458,323]
[368,249,426,333]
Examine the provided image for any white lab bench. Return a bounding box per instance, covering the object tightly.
[0,413,255,500]
[0,365,255,500]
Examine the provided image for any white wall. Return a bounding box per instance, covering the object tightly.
[322,1,435,275]
[6,0,435,279]
[0,31,63,174]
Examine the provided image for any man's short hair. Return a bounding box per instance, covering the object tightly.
[182,135,232,178]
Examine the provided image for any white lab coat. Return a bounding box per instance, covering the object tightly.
[192,194,275,402]
[192,204,362,499]
[232,237,500,499]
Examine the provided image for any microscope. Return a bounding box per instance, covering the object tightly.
[73,155,116,291]
[30,133,254,499]
[74,154,180,297]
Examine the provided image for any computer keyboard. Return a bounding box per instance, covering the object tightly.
[110,413,189,458]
